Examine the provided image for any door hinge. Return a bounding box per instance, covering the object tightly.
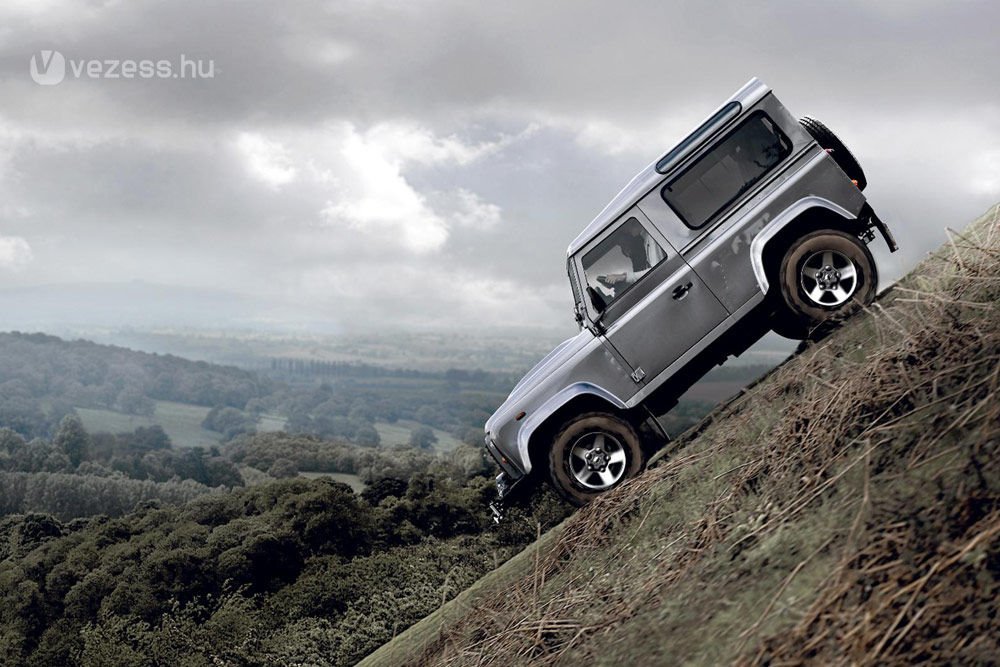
[630,367,646,383]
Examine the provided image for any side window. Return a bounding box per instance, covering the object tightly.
[581,218,667,308]
[661,112,791,229]
[655,101,741,173]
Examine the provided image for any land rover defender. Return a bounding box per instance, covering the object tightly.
[485,78,897,519]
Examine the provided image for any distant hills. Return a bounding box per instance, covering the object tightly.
[0,281,311,332]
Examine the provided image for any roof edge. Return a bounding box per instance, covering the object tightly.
[567,77,771,256]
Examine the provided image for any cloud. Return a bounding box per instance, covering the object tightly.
[296,261,565,329]
[0,0,996,334]
[361,122,505,166]
[320,123,451,253]
[449,189,502,230]
[311,122,507,253]
[282,35,356,67]
[970,148,1000,196]
[0,236,32,270]
[236,132,298,188]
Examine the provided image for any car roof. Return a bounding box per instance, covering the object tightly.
[567,77,771,257]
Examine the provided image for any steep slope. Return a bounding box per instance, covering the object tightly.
[362,203,1000,666]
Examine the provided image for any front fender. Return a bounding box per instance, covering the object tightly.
[515,382,627,474]
[749,196,856,294]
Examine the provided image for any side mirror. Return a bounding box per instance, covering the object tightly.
[586,286,607,314]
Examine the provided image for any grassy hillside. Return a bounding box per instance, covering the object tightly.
[363,203,1000,666]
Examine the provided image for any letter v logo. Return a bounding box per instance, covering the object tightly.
[29,50,66,86]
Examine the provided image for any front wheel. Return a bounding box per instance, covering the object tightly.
[772,229,877,340]
[548,412,644,506]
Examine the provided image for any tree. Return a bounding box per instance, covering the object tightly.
[354,425,380,447]
[360,477,407,506]
[201,406,256,441]
[268,458,299,479]
[122,425,172,452]
[408,426,437,450]
[53,415,90,468]
[115,387,155,416]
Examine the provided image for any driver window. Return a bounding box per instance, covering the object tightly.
[582,217,666,307]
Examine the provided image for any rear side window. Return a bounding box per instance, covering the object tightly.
[655,101,741,174]
[661,112,791,229]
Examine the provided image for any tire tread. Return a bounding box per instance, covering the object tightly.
[799,116,867,191]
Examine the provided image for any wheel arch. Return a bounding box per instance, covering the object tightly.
[750,197,866,295]
[520,385,638,477]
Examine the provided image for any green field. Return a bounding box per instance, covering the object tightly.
[374,419,464,451]
[77,400,458,455]
[76,400,219,449]
[257,413,287,432]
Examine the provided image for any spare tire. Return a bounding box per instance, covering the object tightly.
[799,116,867,191]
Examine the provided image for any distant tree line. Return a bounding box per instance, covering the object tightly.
[0,418,494,523]
[0,417,243,488]
[0,472,219,520]
[0,332,511,451]
[0,332,271,439]
[267,358,514,388]
[223,432,490,484]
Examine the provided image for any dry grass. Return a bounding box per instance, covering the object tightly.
[382,204,1000,667]
[744,208,1000,665]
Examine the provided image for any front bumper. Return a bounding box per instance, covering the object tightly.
[484,434,530,522]
[485,435,525,480]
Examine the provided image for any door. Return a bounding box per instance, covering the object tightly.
[578,210,728,385]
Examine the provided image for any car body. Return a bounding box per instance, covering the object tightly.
[485,78,897,518]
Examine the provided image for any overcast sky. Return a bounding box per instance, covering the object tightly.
[0,0,998,334]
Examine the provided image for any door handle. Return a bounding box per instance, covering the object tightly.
[672,281,693,300]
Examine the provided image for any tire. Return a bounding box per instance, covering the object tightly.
[773,229,877,340]
[799,116,867,191]
[548,412,644,506]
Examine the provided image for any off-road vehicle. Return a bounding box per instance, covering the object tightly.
[485,78,897,519]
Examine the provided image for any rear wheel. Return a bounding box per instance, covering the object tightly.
[772,229,877,340]
[548,412,644,506]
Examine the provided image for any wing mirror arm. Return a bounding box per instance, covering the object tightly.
[586,286,606,313]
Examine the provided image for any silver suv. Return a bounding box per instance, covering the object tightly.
[485,78,897,517]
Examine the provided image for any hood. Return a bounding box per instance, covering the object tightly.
[506,329,595,403]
